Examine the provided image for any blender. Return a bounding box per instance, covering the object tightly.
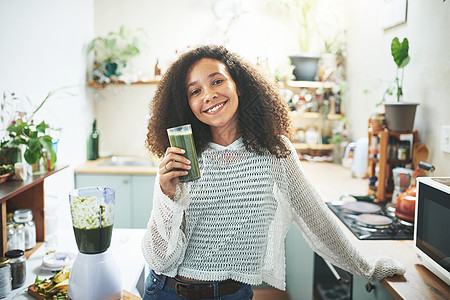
[68,187,122,300]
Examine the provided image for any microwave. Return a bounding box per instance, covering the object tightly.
[415,177,450,286]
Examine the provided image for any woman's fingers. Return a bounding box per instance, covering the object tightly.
[160,147,191,173]
[163,160,191,173]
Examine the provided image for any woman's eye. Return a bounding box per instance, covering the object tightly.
[213,79,223,85]
[190,89,200,96]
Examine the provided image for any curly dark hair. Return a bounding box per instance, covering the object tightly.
[146,44,293,158]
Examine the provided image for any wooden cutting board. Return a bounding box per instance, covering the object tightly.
[28,284,140,300]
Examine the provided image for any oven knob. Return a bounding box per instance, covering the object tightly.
[365,282,375,293]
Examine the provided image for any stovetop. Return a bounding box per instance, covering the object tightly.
[327,201,414,240]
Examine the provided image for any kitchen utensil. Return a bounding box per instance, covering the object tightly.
[391,167,414,205]
[68,187,122,300]
[412,143,429,171]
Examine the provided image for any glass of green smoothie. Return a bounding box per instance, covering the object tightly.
[69,187,115,254]
[167,124,200,182]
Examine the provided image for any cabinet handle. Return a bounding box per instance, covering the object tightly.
[365,282,375,293]
[324,259,350,284]
[123,179,128,184]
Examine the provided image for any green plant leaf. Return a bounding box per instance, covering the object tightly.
[29,139,41,152]
[49,149,56,169]
[24,148,39,165]
[39,136,53,153]
[391,37,410,68]
[36,121,47,133]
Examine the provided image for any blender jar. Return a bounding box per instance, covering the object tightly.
[69,187,115,254]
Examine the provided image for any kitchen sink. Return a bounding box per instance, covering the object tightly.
[99,156,156,167]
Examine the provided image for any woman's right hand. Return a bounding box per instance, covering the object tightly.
[159,147,191,199]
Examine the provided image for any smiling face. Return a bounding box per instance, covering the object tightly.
[186,58,240,143]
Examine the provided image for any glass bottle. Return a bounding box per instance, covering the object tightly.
[87,119,99,160]
[154,58,161,77]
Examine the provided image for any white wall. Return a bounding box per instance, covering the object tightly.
[0,1,95,203]
[346,0,450,175]
[92,0,348,158]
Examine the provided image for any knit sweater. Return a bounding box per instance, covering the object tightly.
[141,136,406,290]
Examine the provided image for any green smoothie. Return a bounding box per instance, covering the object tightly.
[73,225,113,254]
[167,125,200,182]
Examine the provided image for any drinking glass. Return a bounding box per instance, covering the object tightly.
[167,124,200,182]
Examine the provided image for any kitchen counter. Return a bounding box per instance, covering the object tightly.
[74,157,158,175]
[7,228,146,299]
[27,160,450,299]
[300,161,450,300]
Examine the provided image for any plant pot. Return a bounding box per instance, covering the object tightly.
[0,147,21,165]
[289,54,320,81]
[383,102,419,132]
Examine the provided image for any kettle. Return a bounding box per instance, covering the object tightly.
[351,137,368,179]
[394,162,435,223]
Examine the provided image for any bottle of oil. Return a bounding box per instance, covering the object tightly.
[87,120,99,160]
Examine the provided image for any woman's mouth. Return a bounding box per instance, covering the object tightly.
[204,100,228,114]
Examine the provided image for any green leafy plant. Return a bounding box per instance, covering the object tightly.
[390,37,410,102]
[7,119,56,169]
[374,37,410,106]
[3,87,75,170]
[87,25,146,83]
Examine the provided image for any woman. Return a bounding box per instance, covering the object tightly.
[142,45,405,300]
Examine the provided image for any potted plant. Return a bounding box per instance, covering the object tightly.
[272,0,346,81]
[383,37,419,132]
[7,119,56,173]
[281,0,321,81]
[87,25,146,85]
[2,87,72,174]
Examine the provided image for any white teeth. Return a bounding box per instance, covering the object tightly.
[205,102,224,113]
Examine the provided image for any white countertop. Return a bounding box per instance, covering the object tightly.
[6,228,146,299]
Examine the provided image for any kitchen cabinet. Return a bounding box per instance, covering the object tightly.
[285,224,314,299]
[353,276,393,300]
[75,174,155,228]
[0,166,66,257]
[367,129,418,202]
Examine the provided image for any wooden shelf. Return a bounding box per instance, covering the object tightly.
[88,78,160,89]
[284,80,335,89]
[293,143,334,151]
[291,112,343,120]
[367,129,418,202]
[0,165,67,256]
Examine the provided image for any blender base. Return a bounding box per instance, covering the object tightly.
[68,249,122,300]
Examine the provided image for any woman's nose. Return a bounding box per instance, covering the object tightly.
[204,87,217,102]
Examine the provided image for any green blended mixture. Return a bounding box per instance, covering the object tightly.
[73,225,113,254]
[70,195,115,253]
[168,131,200,182]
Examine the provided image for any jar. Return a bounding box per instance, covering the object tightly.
[6,224,16,252]
[397,141,410,161]
[13,209,36,250]
[0,257,12,298]
[5,250,26,289]
[14,224,25,251]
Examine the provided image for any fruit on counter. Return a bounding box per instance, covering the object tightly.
[52,266,70,284]
[28,266,70,299]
